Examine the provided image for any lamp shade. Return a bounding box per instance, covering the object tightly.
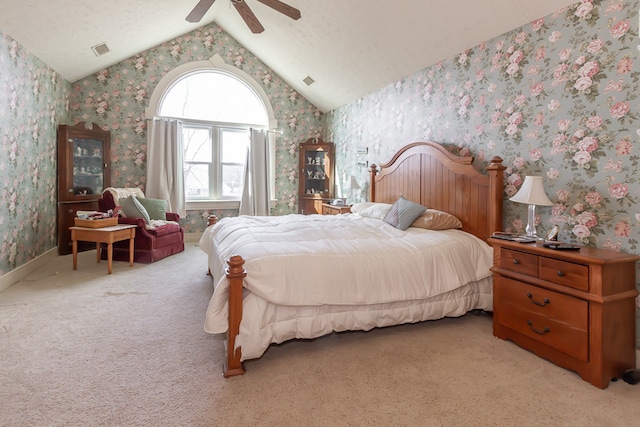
[510,176,552,206]
[348,175,361,190]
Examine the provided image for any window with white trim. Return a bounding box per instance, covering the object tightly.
[181,123,250,200]
[158,70,269,203]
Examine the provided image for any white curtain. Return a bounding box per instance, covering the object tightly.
[145,118,186,217]
[239,128,270,216]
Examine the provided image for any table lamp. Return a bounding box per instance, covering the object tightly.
[347,175,361,204]
[509,176,553,239]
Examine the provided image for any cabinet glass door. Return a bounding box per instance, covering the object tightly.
[303,149,329,196]
[71,138,105,196]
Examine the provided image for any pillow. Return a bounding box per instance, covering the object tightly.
[121,195,151,224]
[358,203,392,220]
[136,197,167,221]
[383,197,427,231]
[350,202,380,214]
[410,209,463,230]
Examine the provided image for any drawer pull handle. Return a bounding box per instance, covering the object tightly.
[527,293,550,306]
[512,259,519,265]
[557,271,565,277]
[526,320,550,335]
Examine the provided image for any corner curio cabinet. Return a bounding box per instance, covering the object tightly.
[57,122,111,254]
[298,137,335,214]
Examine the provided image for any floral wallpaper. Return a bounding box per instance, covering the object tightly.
[325,0,640,346]
[2,1,639,347]
[0,31,70,276]
[68,23,323,233]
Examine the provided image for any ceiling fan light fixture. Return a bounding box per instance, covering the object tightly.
[91,43,110,57]
[185,0,300,33]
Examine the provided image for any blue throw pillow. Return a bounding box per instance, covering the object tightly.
[383,196,427,231]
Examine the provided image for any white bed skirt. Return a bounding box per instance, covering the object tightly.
[223,277,492,361]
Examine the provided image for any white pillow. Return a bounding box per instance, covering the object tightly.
[350,202,378,214]
[351,202,392,220]
[359,203,392,220]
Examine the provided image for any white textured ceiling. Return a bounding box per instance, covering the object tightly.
[0,0,577,112]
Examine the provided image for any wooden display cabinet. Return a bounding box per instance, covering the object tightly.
[57,122,111,255]
[298,137,334,214]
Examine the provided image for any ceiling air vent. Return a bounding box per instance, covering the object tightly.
[91,43,110,57]
[303,76,315,86]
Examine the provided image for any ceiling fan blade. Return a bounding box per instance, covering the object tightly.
[186,0,216,23]
[256,0,301,20]
[233,1,265,34]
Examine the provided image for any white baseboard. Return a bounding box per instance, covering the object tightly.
[0,248,58,293]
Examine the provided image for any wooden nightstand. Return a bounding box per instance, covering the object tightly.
[321,203,352,215]
[488,238,639,389]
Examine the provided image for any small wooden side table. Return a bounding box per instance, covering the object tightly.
[70,224,137,274]
[321,203,352,215]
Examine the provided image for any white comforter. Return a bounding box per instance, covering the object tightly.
[200,214,493,359]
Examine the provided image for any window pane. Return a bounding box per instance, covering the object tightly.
[182,127,211,162]
[160,71,268,125]
[222,130,248,164]
[222,164,244,198]
[184,163,210,198]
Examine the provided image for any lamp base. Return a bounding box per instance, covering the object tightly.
[524,204,541,239]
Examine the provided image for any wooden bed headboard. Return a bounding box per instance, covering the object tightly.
[368,141,505,241]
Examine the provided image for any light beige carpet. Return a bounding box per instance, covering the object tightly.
[1,243,639,427]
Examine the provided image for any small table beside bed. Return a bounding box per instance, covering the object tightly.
[200,141,506,376]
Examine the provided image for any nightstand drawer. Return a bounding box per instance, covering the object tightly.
[499,249,538,277]
[539,257,589,291]
[499,301,589,361]
[497,277,588,329]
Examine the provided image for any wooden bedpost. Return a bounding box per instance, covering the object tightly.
[486,156,505,234]
[369,164,378,201]
[223,255,246,377]
[206,215,219,276]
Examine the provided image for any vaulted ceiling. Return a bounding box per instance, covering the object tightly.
[0,0,577,112]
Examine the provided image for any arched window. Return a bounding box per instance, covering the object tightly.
[147,55,276,209]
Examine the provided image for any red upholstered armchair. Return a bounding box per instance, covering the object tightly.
[98,187,184,263]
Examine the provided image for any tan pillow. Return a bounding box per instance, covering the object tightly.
[410,209,462,230]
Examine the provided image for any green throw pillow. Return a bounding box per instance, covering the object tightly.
[137,197,168,221]
[121,196,151,224]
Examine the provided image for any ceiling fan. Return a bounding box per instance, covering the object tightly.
[186,0,301,34]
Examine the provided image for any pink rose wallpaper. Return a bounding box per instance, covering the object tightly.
[1,1,639,345]
[326,0,640,345]
[328,0,640,254]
